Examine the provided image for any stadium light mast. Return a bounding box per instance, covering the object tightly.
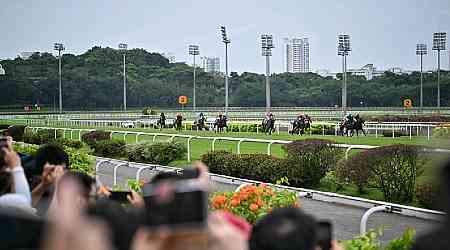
[189,45,200,112]
[338,35,351,115]
[416,44,427,110]
[433,32,447,108]
[54,43,65,113]
[220,26,231,115]
[119,43,128,111]
[261,34,274,112]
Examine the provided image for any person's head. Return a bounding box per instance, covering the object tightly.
[250,208,317,250]
[34,144,69,175]
[57,171,96,208]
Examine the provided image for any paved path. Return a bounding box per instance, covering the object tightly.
[96,160,441,243]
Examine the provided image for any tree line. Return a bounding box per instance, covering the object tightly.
[0,46,449,110]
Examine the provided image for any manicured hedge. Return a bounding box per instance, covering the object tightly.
[126,141,186,165]
[202,139,343,188]
[92,139,126,158]
[81,130,111,147]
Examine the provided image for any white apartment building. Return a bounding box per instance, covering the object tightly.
[285,38,310,73]
[201,57,220,73]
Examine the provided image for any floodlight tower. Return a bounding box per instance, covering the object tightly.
[189,45,200,111]
[220,26,231,115]
[54,43,65,113]
[119,43,128,111]
[416,44,427,110]
[261,34,275,111]
[433,32,447,108]
[338,35,351,115]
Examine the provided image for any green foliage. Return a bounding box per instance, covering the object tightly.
[319,171,345,193]
[415,183,438,209]
[433,126,450,138]
[126,141,186,165]
[51,138,84,149]
[2,47,449,109]
[127,179,144,193]
[22,129,62,145]
[81,130,111,147]
[343,229,383,250]
[337,145,420,203]
[14,143,92,175]
[384,228,416,250]
[142,107,157,115]
[202,140,343,189]
[283,139,344,188]
[92,139,126,158]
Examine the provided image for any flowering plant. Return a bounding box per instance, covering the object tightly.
[210,184,299,224]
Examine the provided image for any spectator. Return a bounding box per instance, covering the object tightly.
[249,207,317,250]
[30,144,69,214]
[0,137,33,213]
[412,159,450,250]
[48,171,97,215]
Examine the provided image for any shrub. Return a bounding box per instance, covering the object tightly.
[382,130,407,137]
[126,141,186,165]
[202,140,343,189]
[433,126,450,138]
[283,139,343,188]
[337,145,420,203]
[92,139,126,158]
[210,184,299,224]
[50,138,84,149]
[81,130,111,147]
[142,107,157,115]
[415,183,438,209]
[202,151,286,184]
[22,129,63,145]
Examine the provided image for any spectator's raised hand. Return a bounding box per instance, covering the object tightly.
[2,142,21,169]
[127,189,145,208]
[43,176,112,250]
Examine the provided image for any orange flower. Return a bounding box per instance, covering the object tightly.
[256,199,264,207]
[293,201,301,208]
[231,198,241,207]
[212,195,227,209]
[260,183,268,188]
[249,203,259,211]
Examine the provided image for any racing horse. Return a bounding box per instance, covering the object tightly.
[214,115,228,133]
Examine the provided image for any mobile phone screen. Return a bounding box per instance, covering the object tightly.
[144,189,207,228]
[109,191,131,202]
[316,221,332,250]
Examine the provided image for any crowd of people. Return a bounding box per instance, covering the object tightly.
[0,133,450,249]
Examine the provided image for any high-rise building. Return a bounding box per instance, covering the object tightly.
[201,57,220,73]
[285,38,310,73]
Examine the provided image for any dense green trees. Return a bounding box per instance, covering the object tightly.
[0,47,448,110]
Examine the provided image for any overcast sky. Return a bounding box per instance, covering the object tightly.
[1,0,449,73]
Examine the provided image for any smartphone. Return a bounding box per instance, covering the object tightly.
[178,168,200,179]
[109,191,132,202]
[316,221,332,250]
[143,180,208,231]
[0,210,45,249]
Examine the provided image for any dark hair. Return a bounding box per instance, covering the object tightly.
[34,144,69,174]
[59,171,95,200]
[250,208,317,250]
[0,171,12,196]
[150,171,182,184]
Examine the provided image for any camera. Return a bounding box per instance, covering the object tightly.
[142,179,208,231]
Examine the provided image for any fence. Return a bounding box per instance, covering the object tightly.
[10,117,441,140]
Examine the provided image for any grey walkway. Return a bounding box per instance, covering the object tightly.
[96,160,441,243]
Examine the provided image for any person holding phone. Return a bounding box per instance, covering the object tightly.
[0,136,33,213]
